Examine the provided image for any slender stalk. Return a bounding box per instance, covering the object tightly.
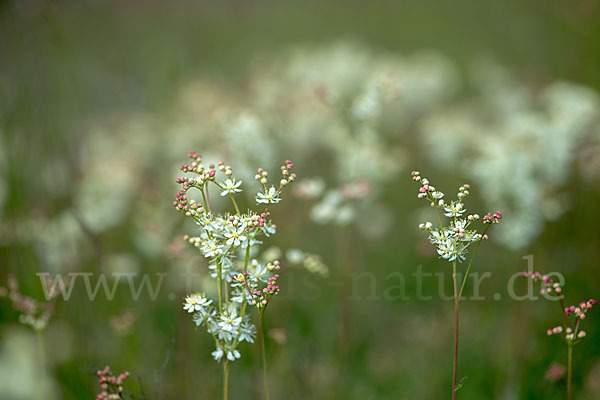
[259,310,270,400]
[559,299,569,330]
[217,264,223,312]
[433,206,444,231]
[229,193,241,214]
[223,361,230,400]
[458,225,490,302]
[452,261,459,400]
[573,318,581,337]
[204,186,212,213]
[567,342,573,400]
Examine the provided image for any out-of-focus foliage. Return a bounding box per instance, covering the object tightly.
[1,1,600,399]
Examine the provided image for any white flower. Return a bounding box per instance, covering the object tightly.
[452,219,467,230]
[241,234,262,249]
[208,258,233,280]
[183,294,212,313]
[248,260,270,283]
[231,289,246,303]
[220,179,242,196]
[436,238,467,262]
[238,320,256,343]
[224,226,247,247]
[460,231,481,242]
[212,347,224,361]
[193,306,216,327]
[436,239,455,260]
[260,223,276,237]
[201,239,224,258]
[256,186,281,204]
[444,201,465,217]
[198,213,215,230]
[218,310,242,335]
[226,349,241,361]
[428,229,446,244]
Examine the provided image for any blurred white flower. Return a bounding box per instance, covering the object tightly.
[421,61,600,249]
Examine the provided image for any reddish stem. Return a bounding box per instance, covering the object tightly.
[452,262,459,400]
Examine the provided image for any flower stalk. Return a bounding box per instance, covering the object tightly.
[223,362,230,400]
[452,261,459,400]
[567,342,573,400]
[175,152,296,399]
[524,270,597,400]
[412,170,502,399]
[259,310,270,400]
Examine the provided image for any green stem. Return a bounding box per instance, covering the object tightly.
[229,193,241,214]
[452,261,459,400]
[223,362,230,400]
[237,247,251,321]
[434,206,444,230]
[204,186,212,213]
[567,342,573,400]
[201,186,210,213]
[259,311,270,400]
[217,263,223,312]
[244,246,250,272]
[457,225,490,302]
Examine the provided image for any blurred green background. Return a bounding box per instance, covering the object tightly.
[1,0,600,399]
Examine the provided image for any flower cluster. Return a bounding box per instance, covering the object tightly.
[565,299,597,320]
[523,271,563,295]
[174,151,295,364]
[413,171,500,262]
[95,366,130,400]
[546,326,588,341]
[172,188,204,215]
[0,274,61,330]
[255,161,296,204]
[231,265,281,309]
[483,211,502,224]
[182,293,255,362]
[525,270,597,345]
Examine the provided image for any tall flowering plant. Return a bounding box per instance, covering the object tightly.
[411,171,502,399]
[524,270,597,400]
[174,151,296,400]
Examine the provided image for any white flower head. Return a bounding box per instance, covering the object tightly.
[220,179,242,196]
[256,186,281,204]
[238,319,256,343]
[212,347,224,361]
[444,201,465,217]
[224,225,247,247]
[183,293,212,313]
[201,239,224,258]
[227,349,241,361]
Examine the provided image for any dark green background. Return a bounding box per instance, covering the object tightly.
[1,1,599,399]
